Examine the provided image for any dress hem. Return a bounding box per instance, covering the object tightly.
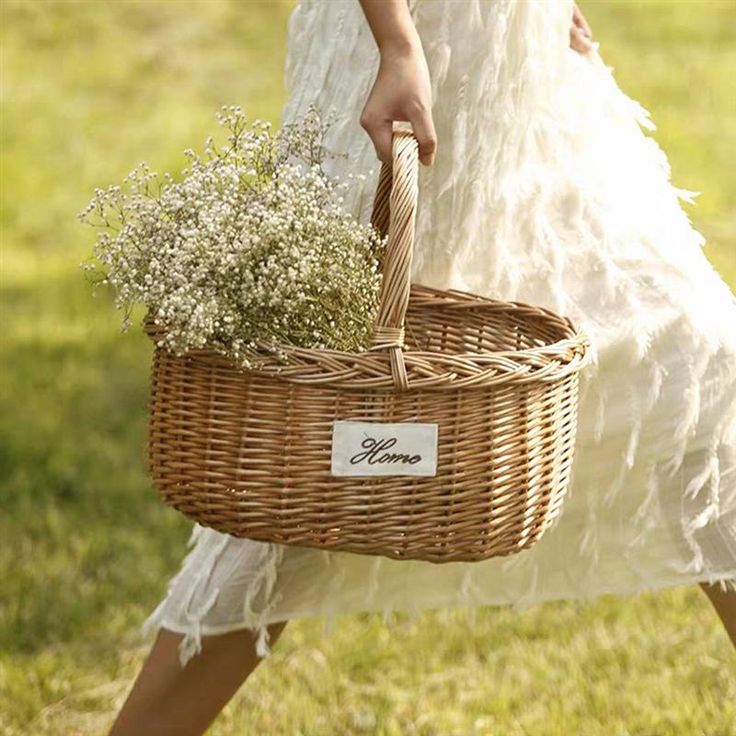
[141,567,736,668]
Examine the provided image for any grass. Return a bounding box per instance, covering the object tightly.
[1,0,734,733]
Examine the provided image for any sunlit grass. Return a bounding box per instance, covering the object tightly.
[1,1,734,734]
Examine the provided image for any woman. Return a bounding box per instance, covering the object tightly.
[110,1,736,733]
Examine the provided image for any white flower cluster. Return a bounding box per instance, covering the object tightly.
[79,106,385,368]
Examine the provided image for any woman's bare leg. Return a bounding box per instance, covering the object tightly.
[108,621,288,736]
[699,581,736,647]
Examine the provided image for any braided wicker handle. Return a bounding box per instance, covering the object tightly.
[368,128,420,391]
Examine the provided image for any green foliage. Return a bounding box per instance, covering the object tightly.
[1,1,734,733]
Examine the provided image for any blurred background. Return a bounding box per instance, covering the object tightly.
[1,1,734,733]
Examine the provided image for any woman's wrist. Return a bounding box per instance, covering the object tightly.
[378,32,422,60]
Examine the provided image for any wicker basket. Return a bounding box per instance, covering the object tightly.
[144,130,590,563]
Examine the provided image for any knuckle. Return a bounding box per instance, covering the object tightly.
[359,113,374,131]
[407,99,428,116]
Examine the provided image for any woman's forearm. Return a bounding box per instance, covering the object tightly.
[358,0,421,56]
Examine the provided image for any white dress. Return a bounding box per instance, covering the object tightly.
[142,0,736,666]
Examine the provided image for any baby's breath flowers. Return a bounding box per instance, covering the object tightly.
[79,106,384,368]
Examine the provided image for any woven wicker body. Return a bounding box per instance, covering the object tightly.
[145,131,590,563]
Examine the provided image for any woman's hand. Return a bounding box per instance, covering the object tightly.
[360,43,437,166]
[570,3,595,54]
[358,0,437,166]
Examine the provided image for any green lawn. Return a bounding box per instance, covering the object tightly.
[1,1,734,734]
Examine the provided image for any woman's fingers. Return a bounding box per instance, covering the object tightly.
[570,3,595,55]
[360,112,393,163]
[361,109,437,166]
[573,4,593,38]
[410,107,437,166]
[570,25,593,53]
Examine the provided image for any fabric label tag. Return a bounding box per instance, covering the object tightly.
[331,420,438,477]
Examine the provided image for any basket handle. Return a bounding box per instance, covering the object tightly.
[368,127,419,391]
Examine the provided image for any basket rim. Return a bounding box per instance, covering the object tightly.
[143,283,592,390]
